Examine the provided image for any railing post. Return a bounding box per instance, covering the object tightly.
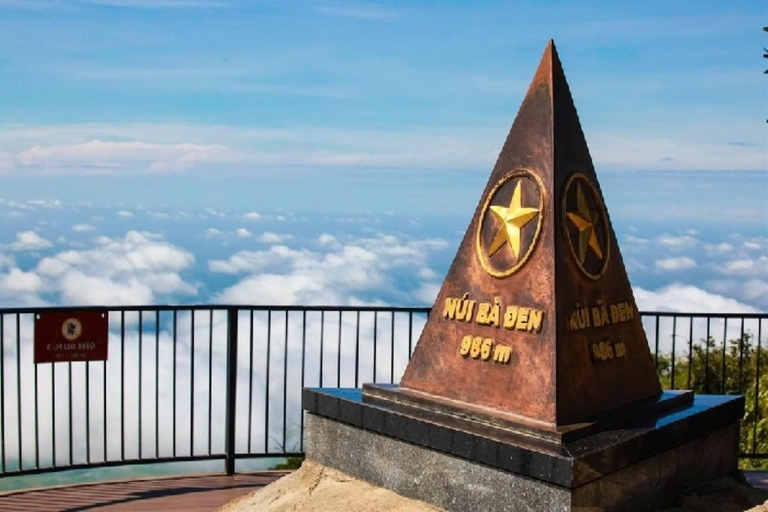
[224,308,239,475]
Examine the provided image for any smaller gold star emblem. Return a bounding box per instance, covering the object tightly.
[488,181,540,259]
[562,173,611,280]
[566,183,603,264]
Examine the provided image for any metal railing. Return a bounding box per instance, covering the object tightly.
[0,305,765,479]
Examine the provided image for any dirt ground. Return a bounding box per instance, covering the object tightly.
[220,459,768,512]
[219,459,441,512]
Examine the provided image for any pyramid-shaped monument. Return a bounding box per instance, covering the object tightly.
[306,42,743,511]
[377,41,662,428]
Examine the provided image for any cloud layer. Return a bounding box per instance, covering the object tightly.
[0,230,198,306]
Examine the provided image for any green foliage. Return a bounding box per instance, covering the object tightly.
[655,331,768,469]
[267,435,304,470]
[269,456,304,471]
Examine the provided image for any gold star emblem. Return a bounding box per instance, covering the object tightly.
[476,170,544,278]
[487,181,540,259]
[566,183,603,264]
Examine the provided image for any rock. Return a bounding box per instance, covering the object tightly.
[218,459,443,512]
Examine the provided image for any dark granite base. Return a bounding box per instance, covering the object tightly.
[306,413,739,512]
[303,388,744,511]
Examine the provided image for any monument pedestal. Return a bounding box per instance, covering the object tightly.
[303,388,744,512]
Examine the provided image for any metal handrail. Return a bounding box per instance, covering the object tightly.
[0,304,765,480]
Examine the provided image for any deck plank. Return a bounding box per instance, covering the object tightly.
[0,473,287,512]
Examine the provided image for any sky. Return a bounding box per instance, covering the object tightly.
[0,0,765,313]
[0,0,766,488]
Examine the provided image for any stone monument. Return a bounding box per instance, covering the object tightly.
[302,41,744,511]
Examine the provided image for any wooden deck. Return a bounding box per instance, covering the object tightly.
[0,472,288,512]
[1,470,767,511]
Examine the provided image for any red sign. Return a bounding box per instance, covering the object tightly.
[34,311,109,363]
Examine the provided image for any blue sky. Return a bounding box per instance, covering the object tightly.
[0,0,766,312]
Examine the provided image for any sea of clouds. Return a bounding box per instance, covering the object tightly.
[0,197,764,487]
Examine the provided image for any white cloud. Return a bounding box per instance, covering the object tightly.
[416,267,437,280]
[0,267,48,306]
[258,232,292,244]
[117,210,134,218]
[209,245,306,274]
[216,273,345,305]
[9,139,240,174]
[624,257,648,273]
[656,234,699,251]
[413,282,441,305]
[0,268,43,294]
[235,228,253,238]
[243,212,262,220]
[591,132,765,172]
[720,256,768,277]
[2,121,763,177]
[8,231,199,306]
[624,234,650,246]
[205,227,223,238]
[707,279,768,310]
[635,284,761,355]
[634,283,758,314]
[655,256,697,271]
[5,230,53,251]
[211,234,448,306]
[743,238,767,251]
[318,234,336,245]
[59,272,154,305]
[705,242,734,254]
[205,207,226,218]
[26,199,62,208]
[72,223,96,233]
[0,254,16,269]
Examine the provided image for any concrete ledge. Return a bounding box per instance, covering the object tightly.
[306,413,740,512]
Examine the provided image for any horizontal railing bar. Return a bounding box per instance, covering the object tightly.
[0,305,434,315]
[0,304,763,318]
[0,455,228,478]
[638,311,767,319]
[234,452,305,460]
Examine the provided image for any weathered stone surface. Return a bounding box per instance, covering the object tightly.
[306,413,570,512]
[305,413,745,511]
[304,388,744,489]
